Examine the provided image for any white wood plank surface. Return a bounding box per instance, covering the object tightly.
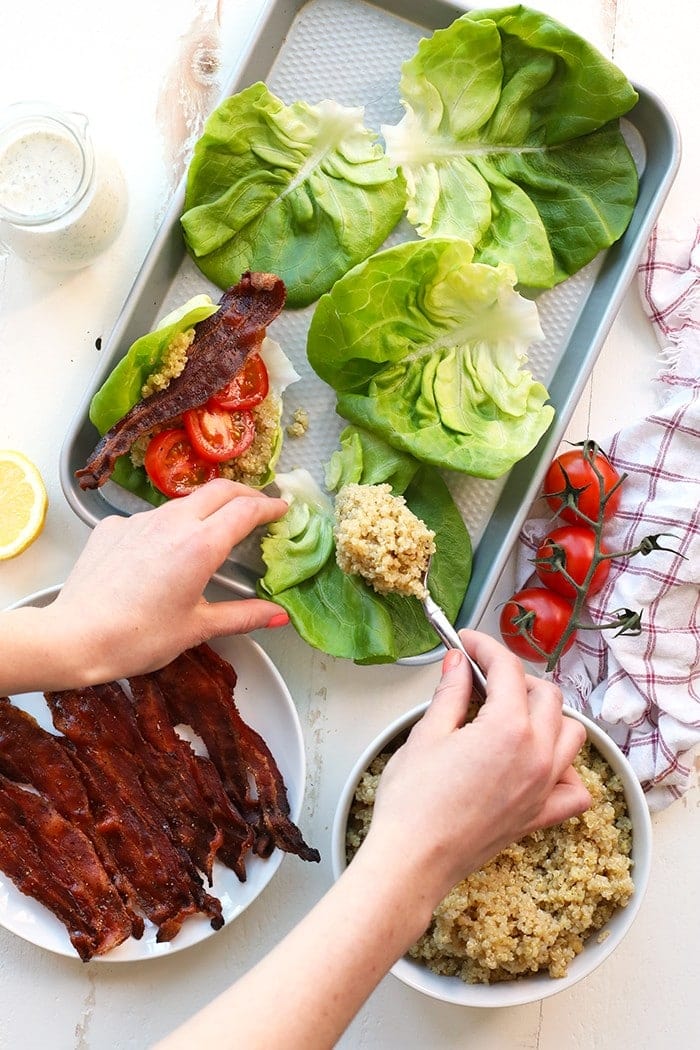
[0,2,697,1047]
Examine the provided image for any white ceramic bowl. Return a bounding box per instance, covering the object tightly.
[331,702,652,1007]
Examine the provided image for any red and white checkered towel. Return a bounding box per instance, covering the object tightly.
[517,223,700,810]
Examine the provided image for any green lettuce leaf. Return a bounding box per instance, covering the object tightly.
[382,5,639,288]
[307,238,553,479]
[180,82,406,308]
[258,427,472,663]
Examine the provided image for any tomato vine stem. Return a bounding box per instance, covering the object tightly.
[513,441,683,672]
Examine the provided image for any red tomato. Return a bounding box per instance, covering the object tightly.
[209,353,269,411]
[499,587,576,663]
[535,525,611,599]
[544,443,622,524]
[183,405,255,463]
[144,428,219,499]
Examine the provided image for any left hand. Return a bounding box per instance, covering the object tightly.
[46,479,289,685]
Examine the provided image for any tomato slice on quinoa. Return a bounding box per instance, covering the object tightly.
[209,353,269,411]
[144,428,220,498]
[183,405,256,463]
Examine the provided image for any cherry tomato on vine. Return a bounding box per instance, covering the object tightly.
[544,443,622,524]
[535,525,611,599]
[499,587,576,663]
[183,405,256,463]
[144,428,220,499]
[209,353,269,411]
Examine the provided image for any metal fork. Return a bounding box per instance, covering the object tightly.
[420,559,488,702]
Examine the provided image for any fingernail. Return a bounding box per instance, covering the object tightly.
[442,649,464,673]
[267,612,290,629]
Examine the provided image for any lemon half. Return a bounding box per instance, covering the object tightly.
[0,450,48,560]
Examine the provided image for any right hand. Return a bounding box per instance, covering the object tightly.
[363,630,591,915]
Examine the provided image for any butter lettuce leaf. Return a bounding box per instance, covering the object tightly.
[181,82,406,308]
[307,238,553,479]
[258,427,471,663]
[382,5,639,288]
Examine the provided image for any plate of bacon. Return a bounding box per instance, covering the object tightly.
[0,585,319,962]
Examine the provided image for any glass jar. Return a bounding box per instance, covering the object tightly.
[0,101,127,271]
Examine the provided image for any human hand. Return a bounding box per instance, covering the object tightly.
[362,630,591,922]
[45,479,290,687]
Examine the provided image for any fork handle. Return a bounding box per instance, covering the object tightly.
[422,595,488,702]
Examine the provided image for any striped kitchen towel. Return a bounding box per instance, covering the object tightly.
[517,223,700,810]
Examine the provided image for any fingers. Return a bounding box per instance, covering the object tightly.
[159,478,259,518]
[459,629,532,717]
[156,479,288,557]
[560,712,588,756]
[522,673,566,740]
[205,492,289,553]
[418,649,474,738]
[200,597,290,638]
[161,478,288,526]
[531,765,592,830]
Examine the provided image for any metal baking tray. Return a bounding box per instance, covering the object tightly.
[59,0,681,662]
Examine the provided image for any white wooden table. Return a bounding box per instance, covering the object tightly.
[0,2,697,1047]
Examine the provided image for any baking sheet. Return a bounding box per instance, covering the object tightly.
[59,0,681,663]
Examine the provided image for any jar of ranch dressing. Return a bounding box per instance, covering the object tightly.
[0,102,127,271]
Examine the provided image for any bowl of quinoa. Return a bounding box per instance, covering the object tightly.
[331,700,652,1007]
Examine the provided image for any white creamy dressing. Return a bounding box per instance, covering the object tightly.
[0,116,127,270]
[0,127,84,218]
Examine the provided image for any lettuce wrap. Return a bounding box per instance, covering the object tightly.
[258,426,472,663]
[88,294,298,506]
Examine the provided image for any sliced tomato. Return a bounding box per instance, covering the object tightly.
[183,405,256,463]
[209,353,269,411]
[144,428,219,499]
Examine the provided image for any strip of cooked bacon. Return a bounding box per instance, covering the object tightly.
[0,772,133,961]
[0,697,144,938]
[194,645,320,862]
[46,685,224,941]
[128,674,254,883]
[76,271,286,489]
[188,753,255,881]
[151,645,320,865]
[150,651,256,823]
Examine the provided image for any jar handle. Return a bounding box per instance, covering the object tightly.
[67,110,90,139]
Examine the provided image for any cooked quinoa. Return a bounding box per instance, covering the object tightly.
[220,395,280,486]
[140,329,194,398]
[130,337,281,488]
[333,483,436,600]
[346,741,634,983]
[286,407,309,438]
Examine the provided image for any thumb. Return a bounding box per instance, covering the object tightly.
[200,598,290,638]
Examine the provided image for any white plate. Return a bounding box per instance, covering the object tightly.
[0,584,307,962]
